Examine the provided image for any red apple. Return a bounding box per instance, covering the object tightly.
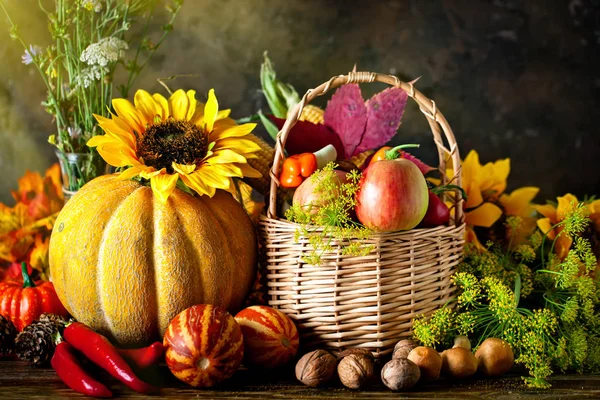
[293,169,349,214]
[419,191,450,227]
[356,159,429,231]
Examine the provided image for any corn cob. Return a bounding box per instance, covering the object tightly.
[297,105,325,125]
[244,133,294,208]
[350,150,375,169]
[245,133,274,195]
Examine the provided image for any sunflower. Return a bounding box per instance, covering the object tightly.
[87,89,262,203]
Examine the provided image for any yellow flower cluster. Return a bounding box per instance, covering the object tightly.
[443,150,540,251]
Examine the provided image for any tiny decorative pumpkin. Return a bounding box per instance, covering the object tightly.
[163,304,243,387]
[49,175,257,346]
[235,305,299,368]
[0,263,68,331]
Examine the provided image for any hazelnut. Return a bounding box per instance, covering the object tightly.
[295,350,337,387]
[407,346,442,380]
[392,339,418,359]
[337,348,374,362]
[475,338,514,377]
[337,354,375,389]
[441,347,478,378]
[381,358,421,391]
[453,335,472,350]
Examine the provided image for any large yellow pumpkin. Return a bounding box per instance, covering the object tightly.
[49,174,257,346]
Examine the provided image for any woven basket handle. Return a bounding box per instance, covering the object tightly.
[267,71,464,226]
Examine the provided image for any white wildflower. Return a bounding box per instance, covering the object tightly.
[81,0,103,12]
[75,66,105,88]
[80,37,128,67]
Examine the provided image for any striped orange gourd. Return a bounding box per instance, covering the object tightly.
[163,304,243,387]
[235,305,299,368]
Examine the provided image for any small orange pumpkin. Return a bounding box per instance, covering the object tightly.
[235,305,299,368]
[49,175,257,346]
[163,304,243,387]
[0,263,68,330]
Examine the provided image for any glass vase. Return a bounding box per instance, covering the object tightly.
[55,149,109,201]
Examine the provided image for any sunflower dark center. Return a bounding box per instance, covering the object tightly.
[137,119,207,173]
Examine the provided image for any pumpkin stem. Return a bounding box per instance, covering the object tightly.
[21,262,35,289]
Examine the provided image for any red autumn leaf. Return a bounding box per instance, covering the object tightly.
[270,116,345,158]
[355,88,408,155]
[323,84,367,157]
[401,151,435,175]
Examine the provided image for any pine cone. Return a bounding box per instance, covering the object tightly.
[15,319,62,366]
[0,315,17,356]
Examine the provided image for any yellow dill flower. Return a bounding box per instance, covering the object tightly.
[88,89,262,203]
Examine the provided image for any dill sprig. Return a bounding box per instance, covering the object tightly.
[285,163,373,265]
[412,199,600,388]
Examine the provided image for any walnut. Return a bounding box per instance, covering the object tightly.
[381,358,421,391]
[337,354,375,390]
[295,350,337,387]
[392,339,418,359]
[337,348,374,362]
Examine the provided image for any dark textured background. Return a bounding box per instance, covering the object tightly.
[0,0,598,204]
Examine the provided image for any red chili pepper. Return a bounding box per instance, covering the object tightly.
[117,342,164,371]
[51,341,113,398]
[64,322,157,394]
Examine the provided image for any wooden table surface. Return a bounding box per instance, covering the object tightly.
[0,361,599,399]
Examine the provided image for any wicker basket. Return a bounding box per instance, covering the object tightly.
[258,71,466,359]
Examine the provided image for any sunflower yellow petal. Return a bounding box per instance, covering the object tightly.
[213,163,242,177]
[186,90,197,120]
[210,123,256,141]
[215,138,261,153]
[499,186,540,217]
[152,93,169,118]
[94,115,136,149]
[192,167,230,189]
[203,88,219,132]
[139,168,163,180]
[169,89,190,121]
[87,134,115,147]
[172,163,197,175]
[134,90,160,124]
[536,217,556,240]
[556,193,579,221]
[235,163,262,178]
[95,146,136,168]
[207,149,248,164]
[179,173,215,197]
[112,98,145,134]
[150,173,180,203]
[465,202,502,228]
[118,166,145,180]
